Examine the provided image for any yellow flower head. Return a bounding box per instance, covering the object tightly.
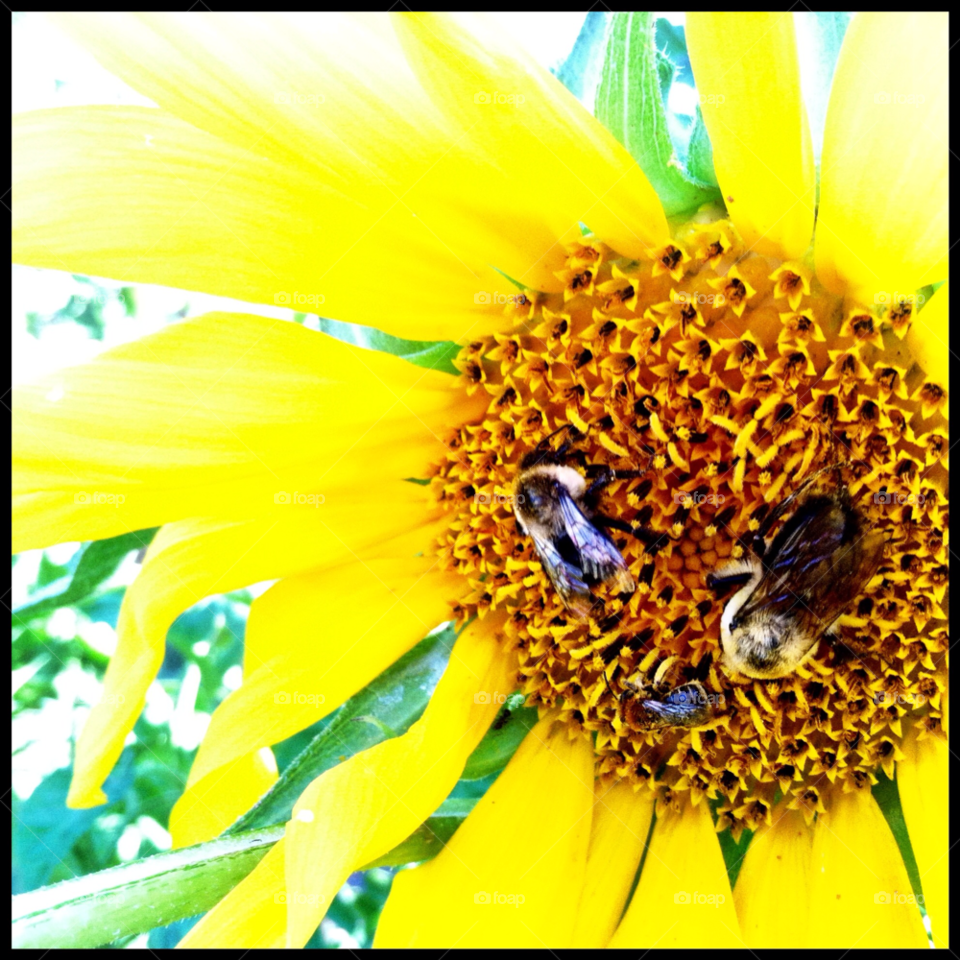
[12,10,947,951]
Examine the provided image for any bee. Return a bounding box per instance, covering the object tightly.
[707,464,885,679]
[638,681,715,728]
[513,424,648,619]
[603,661,717,729]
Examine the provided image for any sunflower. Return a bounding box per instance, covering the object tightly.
[12,11,947,950]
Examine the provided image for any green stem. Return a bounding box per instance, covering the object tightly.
[12,826,281,949]
[12,799,476,948]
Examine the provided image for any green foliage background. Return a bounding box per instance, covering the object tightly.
[11,278,403,947]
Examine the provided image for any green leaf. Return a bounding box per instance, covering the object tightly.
[351,714,398,740]
[396,340,462,373]
[654,18,692,87]
[460,693,538,780]
[916,281,945,312]
[707,797,754,887]
[596,12,720,218]
[12,770,101,895]
[655,49,675,101]
[490,265,529,292]
[12,799,481,948]
[36,551,75,588]
[360,797,477,869]
[13,528,158,624]
[225,625,457,834]
[117,286,136,317]
[318,317,460,374]
[716,824,753,889]
[555,11,610,110]
[872,771,925,903]
[686,105,719,188]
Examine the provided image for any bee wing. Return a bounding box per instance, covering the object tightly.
[740,498,884,629]
[764,495,846,576]
[640,683,712,728]
[556,490,635,592]
[527,528,594,618]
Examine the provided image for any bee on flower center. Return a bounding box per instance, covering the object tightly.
[513,424,650,620]
[604,656,720,729]
[707,464,886,679]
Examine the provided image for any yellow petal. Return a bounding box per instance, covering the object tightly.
[13,310,478,551]
[375,714,595,947]
[815,13,947,301]
[54,13,440,181]
[173,561,464,844]
[169,749,277,850]
[13,103,507,340]
[808,788,928,947]
[609,801,743,947]
[898,728,948,948]
[58,11,595,297]
[284,619,514,947]
[686,13,815,259]
[732,803,814,946]
[182,616,511,947]
[177,839,288,949]
[67,501,441,808]
[571,778,654,947]
[392,13,669,261]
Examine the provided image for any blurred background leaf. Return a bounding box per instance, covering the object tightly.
[593,13,722,218]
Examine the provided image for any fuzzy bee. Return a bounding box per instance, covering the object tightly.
[707,465,885,679]
[604,661,717,729]
[513,425,647,619]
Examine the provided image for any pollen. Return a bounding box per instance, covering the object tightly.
[432,221,948,836]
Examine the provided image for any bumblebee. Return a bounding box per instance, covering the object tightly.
[707,465,885,679]
[513,425,647,619]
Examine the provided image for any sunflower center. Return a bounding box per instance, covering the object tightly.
[432,220,947,835]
